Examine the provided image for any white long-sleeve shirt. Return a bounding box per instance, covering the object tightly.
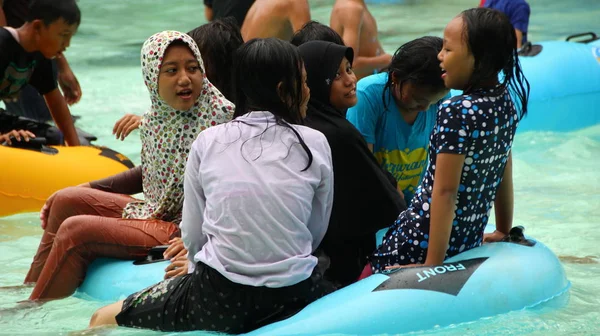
[181,111,333,288]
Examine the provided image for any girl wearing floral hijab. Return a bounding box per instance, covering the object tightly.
[89,37,336,335]
[23,31,233,301]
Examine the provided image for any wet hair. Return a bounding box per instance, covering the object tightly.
[382,36,446,109]
[290,21,345,47]
[187,17,244,101]
[232,38,313,170]
[460,8,530,119]
[27,0,81,26]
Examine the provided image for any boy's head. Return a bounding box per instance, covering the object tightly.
[187,17,243,101]
[290,21,344,47]
[26,0,81,59]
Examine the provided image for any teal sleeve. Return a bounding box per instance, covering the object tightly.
[346,87,381,145]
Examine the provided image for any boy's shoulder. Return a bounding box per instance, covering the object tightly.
[0,28,23,68]
[333,0,365,11]
[332,0,365,19]
[0,27,37,61]
[0,27,57,99]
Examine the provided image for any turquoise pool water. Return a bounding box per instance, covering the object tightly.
[1,0,599,335]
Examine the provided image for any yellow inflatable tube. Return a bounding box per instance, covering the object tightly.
[0,145,134,217]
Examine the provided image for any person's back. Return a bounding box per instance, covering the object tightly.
[188,113,332,285]
[330,0,391,79]
[241,0,310,41]
[483,0,530,47]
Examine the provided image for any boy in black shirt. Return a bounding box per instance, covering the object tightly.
[0,0,80,145]
[1,0,82,122]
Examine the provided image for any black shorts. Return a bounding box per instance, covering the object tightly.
[115,261,335,334]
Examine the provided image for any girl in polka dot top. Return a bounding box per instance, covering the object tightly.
[367,7,530,273]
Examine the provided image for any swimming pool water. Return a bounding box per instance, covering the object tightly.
[1,0,599,335]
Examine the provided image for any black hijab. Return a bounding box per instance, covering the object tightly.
[298,41,405,287]
[298,41,354,114]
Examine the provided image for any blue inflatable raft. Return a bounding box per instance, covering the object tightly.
[77,227,569,335]
[453,38,600,132]
[516,39,600,132]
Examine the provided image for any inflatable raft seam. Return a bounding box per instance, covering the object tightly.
[432,282,571,334]
[0,190,47,201]
[522,281,571,310]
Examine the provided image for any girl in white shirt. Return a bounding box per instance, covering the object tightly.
[90,38,335,334]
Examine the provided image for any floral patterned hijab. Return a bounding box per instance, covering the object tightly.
[123,30,234,224]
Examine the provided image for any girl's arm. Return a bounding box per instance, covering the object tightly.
[180,138,208,273]
[306,139,334,251]
[88,166,143,195]
[485,153,513,242]
[424,153,465,266]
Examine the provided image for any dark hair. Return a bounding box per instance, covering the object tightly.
[166,39,189,49]
[382,36,446,109]
[27,0,81,26]
[187,17,243,101]
[290,21,345,47]
[232,38,313,170]
[460,8,530,119]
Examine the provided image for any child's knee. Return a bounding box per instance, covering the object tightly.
[89,301,122,328]
[53,186,87,207]
[89,308,102,327]
[89,306,109,328]
[54,215,98,249]
[46,187,91,231]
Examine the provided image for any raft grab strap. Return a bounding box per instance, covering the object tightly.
[566,32,599,43]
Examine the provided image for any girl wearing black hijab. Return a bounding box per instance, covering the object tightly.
[298,41,406,287]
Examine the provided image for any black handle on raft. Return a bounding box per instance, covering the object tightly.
[4,136,46,148]
[133,245,169,265]
[566,32,599,43]
[501,226,536,247]
[2,136,60,155]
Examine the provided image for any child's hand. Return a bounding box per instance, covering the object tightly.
[483,230,508,243]
[163,237,187,260]
[385,263,420,271]
[112,114,141,140]
[0,130,35,145]
[164,255,188,279]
